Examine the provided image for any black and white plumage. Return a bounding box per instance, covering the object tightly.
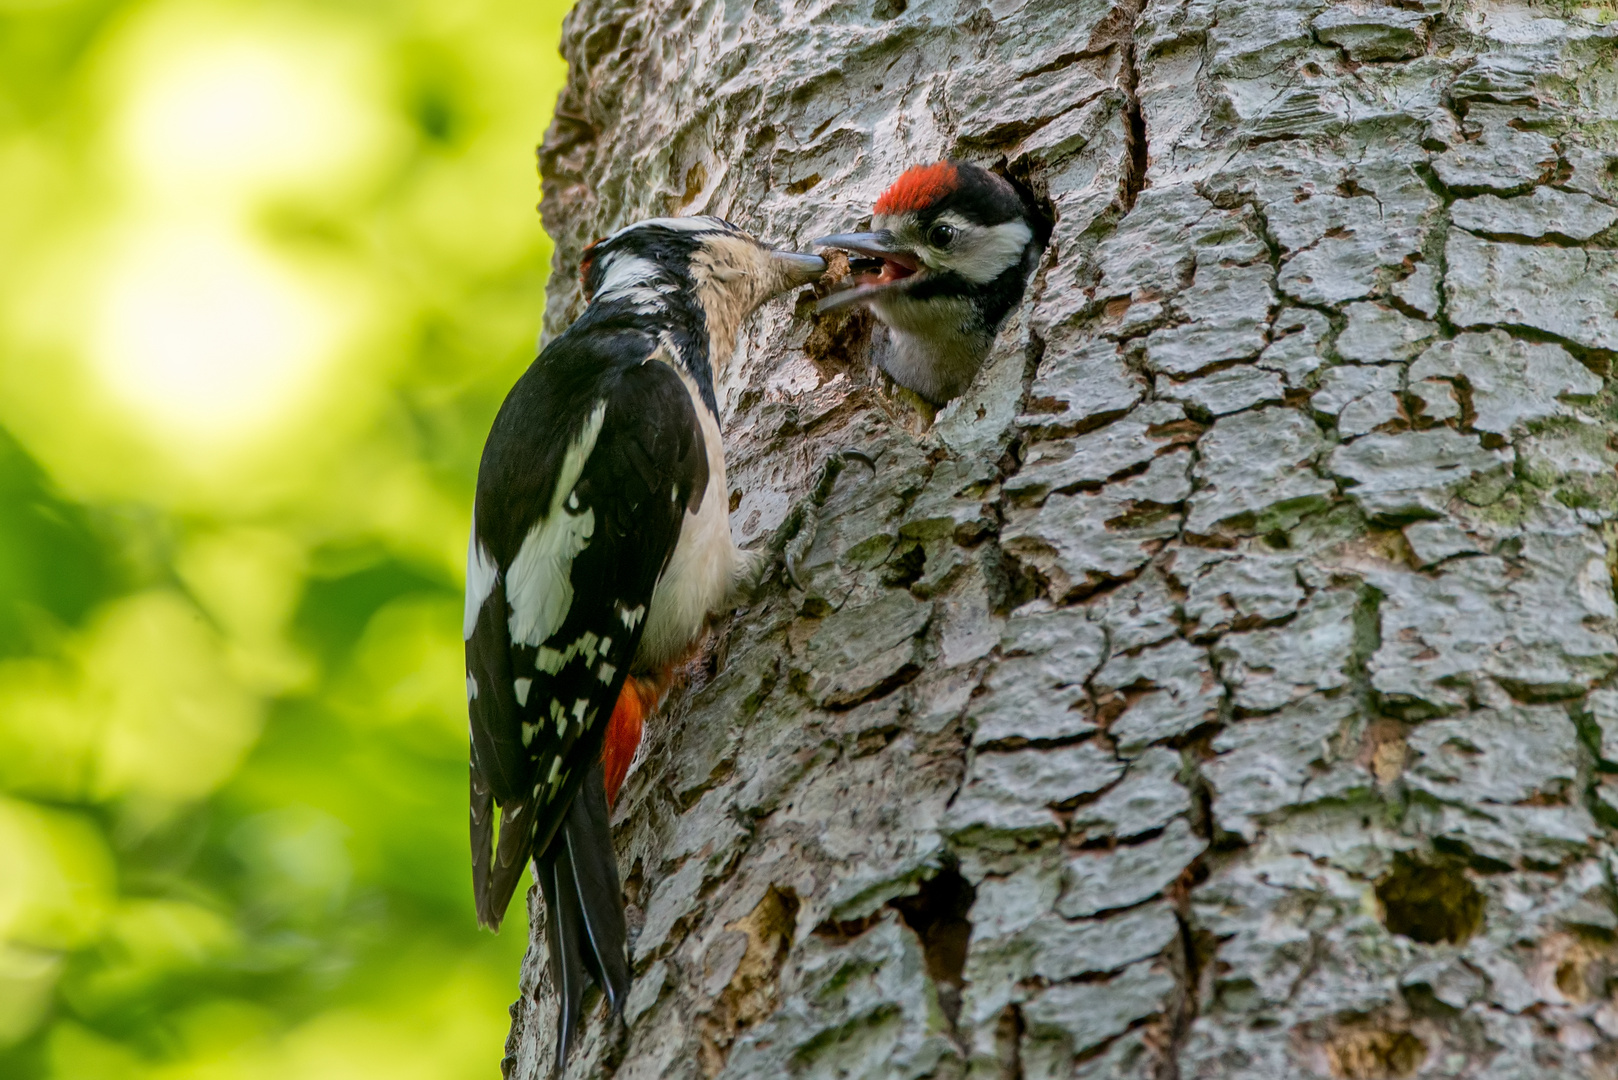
[816,160,1049,404]
[465,216,824,1065]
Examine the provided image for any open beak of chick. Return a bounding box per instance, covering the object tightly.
[811,231,923,313]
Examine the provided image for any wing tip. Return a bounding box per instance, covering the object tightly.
[473,867,514,932]
[474,780,541,935]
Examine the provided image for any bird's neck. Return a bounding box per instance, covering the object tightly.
[867,290,989,403]
[682,293,749,415]
[882,323,994,405]
[586,294,722,417]
[661,318,721,419]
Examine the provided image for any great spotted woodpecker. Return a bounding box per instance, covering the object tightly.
[465,216,824,1064]
[816,160,1049,404]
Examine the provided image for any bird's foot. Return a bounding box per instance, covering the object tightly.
[738,448,877,598]
[781,447,877,589]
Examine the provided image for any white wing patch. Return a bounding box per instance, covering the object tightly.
[506,510,595,646]
[533,630,605,674]
[506,403,607,647]
[463,532,500,640]
[513,677,532,707]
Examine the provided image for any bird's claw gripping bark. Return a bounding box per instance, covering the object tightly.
[783,448,876,590]
[784,449,877,584]
[743,448,877,596]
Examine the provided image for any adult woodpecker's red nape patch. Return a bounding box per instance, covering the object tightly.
[601,671,669,805]
[874,160,960,216]
[579,238,603,297]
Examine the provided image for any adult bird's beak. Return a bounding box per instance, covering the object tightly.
[812,231,923,313]
[770,250,829,290]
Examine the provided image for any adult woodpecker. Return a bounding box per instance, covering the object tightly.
[815,160,1048,404]
[465,216,824,1065]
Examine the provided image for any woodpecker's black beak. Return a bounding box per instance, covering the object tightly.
[770,250,829,289]
[812,231,923,313]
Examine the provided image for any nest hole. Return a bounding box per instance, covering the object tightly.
[1375,853,1484,944]
[890,867,976,1025]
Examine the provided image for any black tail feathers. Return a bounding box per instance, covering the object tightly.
[535,762,631,1068]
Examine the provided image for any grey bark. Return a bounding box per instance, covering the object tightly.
[506,1,1618,1077]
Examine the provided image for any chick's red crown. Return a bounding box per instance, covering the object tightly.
[873,160,960,216]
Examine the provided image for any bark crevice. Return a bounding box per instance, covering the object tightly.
[505,1,1618,1076]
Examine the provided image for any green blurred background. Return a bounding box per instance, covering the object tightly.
[0,0,572,1075]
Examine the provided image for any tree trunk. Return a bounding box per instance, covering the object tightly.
[505,1,1618,1076]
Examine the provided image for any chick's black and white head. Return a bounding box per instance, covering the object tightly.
[816,161,1048,404]
[580,216,825,372]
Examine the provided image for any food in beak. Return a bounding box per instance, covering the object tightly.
[812,234,923,313]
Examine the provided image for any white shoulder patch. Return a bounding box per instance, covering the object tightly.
[464,531,500,640]
[506,402,608,647]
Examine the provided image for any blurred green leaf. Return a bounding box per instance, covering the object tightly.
[0,429,118,656]
[0,0,566,1073]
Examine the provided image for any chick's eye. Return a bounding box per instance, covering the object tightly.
[927,223,957,248]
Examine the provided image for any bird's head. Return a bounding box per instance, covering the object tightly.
[812,161,1047,403]
[579,216,825,365]
[815,161,1043,321]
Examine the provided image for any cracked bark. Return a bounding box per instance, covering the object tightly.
[506,1,1618,1077]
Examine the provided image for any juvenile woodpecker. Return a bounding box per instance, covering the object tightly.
[465,216,824,1065]
[816,160,1048,404]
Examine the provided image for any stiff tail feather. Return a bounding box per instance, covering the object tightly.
[536,762,631,1067]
